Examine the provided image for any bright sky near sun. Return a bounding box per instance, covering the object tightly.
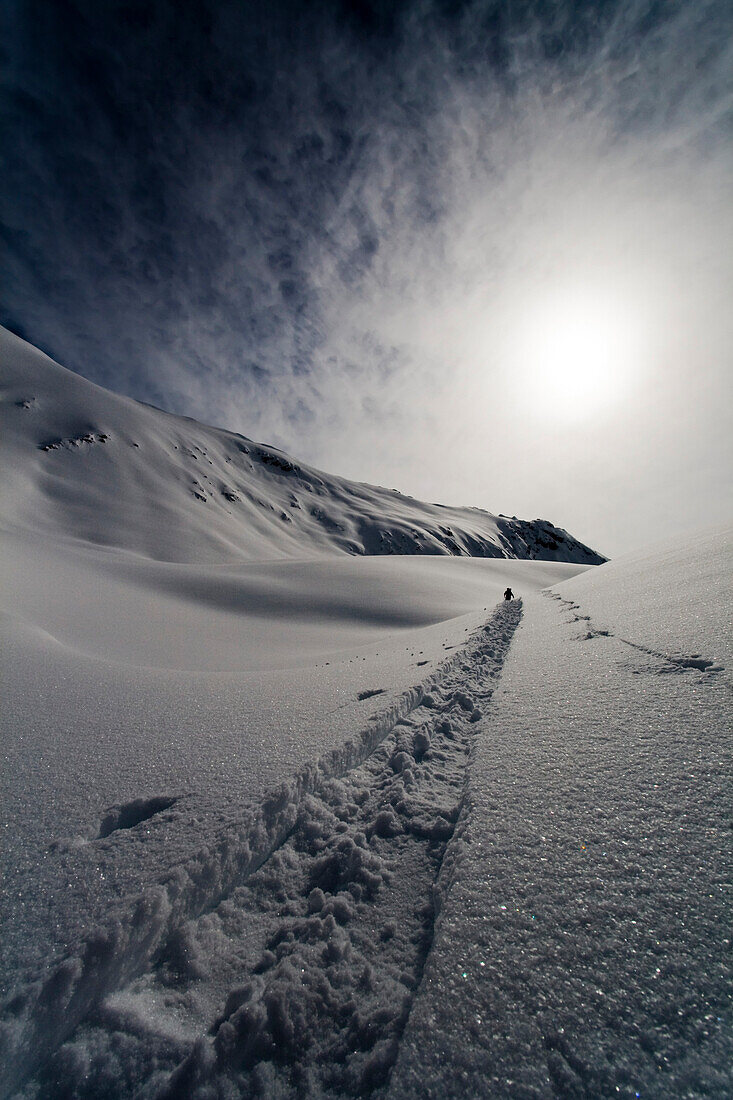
[512,286,643,423]
[2,0,732,556]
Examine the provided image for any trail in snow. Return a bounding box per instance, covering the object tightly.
[547,592,727,679]
[7,603,522,1099]
[386,586,732,1100]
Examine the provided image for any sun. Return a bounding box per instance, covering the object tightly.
[513,286,642,422]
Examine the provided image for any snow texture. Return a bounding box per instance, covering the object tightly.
[388,528,732,1099]
[6,604,522,1100]
[1,326,730,1098]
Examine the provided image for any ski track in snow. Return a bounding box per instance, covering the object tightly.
[385,587,732,1100]
[3,603,522,1099]
[546,593,727,680]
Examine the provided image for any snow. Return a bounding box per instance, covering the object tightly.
[389,530,732,1099]
[0,533,577,990]
[0,327,603,566]
[1,326,730,1098]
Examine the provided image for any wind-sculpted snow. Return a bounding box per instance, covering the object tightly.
[0,327,604,565]
[0,604,522,1098]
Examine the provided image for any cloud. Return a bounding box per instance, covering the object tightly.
[2,0,732,553]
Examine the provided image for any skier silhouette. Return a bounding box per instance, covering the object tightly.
[504,587,514,601]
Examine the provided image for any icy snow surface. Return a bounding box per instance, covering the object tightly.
[3,529,730,1099]
[1,529,575,986]
[389,527,732,1099]
[1,326,596,1096]
[1,560,570,1099]
[1,325,730,1097]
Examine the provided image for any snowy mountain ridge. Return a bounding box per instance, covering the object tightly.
[0,327,604,565]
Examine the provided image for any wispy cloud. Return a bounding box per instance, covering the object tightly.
[2,0,731,552]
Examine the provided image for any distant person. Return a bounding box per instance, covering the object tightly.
[504,587,514,601]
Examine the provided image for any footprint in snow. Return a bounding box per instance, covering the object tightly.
[97,795,179,839]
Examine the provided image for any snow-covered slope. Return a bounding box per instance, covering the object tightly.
[389,527,731,1100]
[1,527,728,1099]
[0,327,604,565]
[0,325,605,1097]
[7,325,728,1099]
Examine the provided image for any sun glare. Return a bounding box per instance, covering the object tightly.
[514,287,642,422]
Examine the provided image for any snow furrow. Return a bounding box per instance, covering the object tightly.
[1,603,521,1100]
[546,592,727,679]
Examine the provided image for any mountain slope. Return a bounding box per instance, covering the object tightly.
[0,327,605,564]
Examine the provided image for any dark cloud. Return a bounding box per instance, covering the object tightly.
[2,1,732,551]
[3,2,377,390]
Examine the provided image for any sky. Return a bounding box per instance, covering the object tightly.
[2,0,732,557]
